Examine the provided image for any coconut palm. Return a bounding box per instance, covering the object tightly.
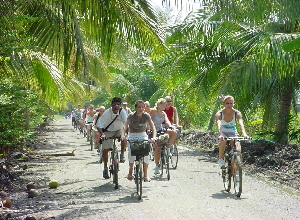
[155,0,300,144]
[0,0,165,108]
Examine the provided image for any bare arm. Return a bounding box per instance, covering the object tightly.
[121,119,129,140]
[173,107,179,126]
[148,118,157,139]
[215,111,225,140]
[236,112,250,138]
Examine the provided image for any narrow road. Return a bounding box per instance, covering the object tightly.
[11,119,300,219]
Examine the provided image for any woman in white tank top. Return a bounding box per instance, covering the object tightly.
[215,95,250,168]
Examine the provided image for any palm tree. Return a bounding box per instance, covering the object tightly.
[155,0,300,144]
[0,0,166,107]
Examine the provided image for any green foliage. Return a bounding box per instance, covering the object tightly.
[0,80,52,155]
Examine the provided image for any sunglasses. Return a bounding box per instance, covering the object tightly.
[167,101,172,103]
[225,102,233,105]
[112,104,120,107]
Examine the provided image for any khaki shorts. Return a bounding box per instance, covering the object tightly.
[103,130,122,150]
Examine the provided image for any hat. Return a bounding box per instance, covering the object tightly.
[122,102,128,105]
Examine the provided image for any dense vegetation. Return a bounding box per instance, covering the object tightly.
[1,0,300,155]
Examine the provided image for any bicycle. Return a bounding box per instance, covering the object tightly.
[129,139,151,200]
[157,134,170,180]
[97,139,103,163]
[106,136,121,189]
[221,137,246,197]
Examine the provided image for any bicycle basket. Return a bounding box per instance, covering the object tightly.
[131,141,151,156]
[157,134,170,146]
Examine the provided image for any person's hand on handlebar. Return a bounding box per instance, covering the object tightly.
[150,137,157,144]
[218,134,225,141]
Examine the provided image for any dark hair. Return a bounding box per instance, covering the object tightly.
[111,97,122,104]
[135,100,144,108]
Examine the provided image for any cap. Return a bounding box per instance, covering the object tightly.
[122,102,128,105]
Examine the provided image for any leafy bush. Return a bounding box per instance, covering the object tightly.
[0,80,51,155]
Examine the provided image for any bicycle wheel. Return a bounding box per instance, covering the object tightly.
[98,142,103,163]
[165,150,170,180]
[233,154,242,197]
[113,159,119,189]
[170,143,178,169]
[135,163,143,200]
[160,148,165,176]
[90,130,94,151]
[222,156,231,192]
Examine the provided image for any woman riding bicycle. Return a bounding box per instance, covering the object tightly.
[215,95,250,168]
[92,106,105,147]
[122,100,157,182]
[150,98,177,175]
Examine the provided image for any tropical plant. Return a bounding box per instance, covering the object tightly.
[155,0,300,144]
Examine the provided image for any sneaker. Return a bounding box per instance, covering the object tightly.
[120,153,126,163]
[103,167,109,179]
[218,158,225,168]
[154,165,161,175]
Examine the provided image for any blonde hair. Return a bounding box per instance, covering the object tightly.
[154,98,166,110]
[222,95,234,103]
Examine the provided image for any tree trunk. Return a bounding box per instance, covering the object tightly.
[274,86,293,145]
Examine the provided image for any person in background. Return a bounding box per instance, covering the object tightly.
[85,104,96,141]
[163,95,180,127]
[215,95,250,168]
[122,101,132,116]
[75,104,83,131]
[144,101,151,114]
[93,106,105,147]
[96,97,128,179]
[150,98,177,175]
[71,108,76,126]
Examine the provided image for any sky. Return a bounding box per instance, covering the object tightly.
[150,0,201,22]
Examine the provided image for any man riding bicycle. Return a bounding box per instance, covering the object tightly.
[215,95,250,168]
[96,97,128,179]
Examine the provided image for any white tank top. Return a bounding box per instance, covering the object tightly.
[220,110,238,133]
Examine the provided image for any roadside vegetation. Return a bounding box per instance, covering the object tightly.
[1,0,300,157]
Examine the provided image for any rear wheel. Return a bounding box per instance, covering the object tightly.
[233,155,242,197]
[170,143,178,169]
[160,149,165,177]
[98,142,103,164]
[222,156,231,192]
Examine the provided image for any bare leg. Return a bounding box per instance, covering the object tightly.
[218,140,226,159]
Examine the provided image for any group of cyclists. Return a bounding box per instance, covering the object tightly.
[71,94,250,183]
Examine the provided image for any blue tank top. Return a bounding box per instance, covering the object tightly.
[152,114,165,130]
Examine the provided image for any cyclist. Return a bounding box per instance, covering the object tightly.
[96,97,128,179]
[122,101,132,116]
[163,96,180,127]
[93,106,105,147]
[121,100,157,182]
[144,101,151,114]
[85,104,96,141]
[75,104,83,131]
[215,95,250,168]
[150,98,177,175]
[71,108,76,126]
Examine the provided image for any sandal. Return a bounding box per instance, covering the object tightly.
[144,176,151,182]
[127,175,133,181]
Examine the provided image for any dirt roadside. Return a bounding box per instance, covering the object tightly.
[1,119,300,220]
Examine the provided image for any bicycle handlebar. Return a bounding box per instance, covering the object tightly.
[225,137,251,141]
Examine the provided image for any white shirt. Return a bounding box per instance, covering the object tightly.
[96,108,127,131]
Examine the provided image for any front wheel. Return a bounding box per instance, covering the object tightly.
[166,152,170,181]
[90,130,94,151]
[135,163,143,200]
[233,155,242,197]
[113,159,119,189]
[170,143,178,169]
[222,156,231,192]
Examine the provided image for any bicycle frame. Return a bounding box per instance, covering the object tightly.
[106,136,121,189]
[222,137,245,197]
